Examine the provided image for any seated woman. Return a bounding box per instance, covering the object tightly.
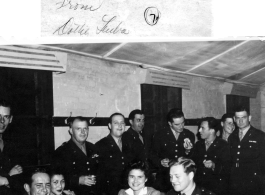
[50,170,75,195]
[118,161,161,195]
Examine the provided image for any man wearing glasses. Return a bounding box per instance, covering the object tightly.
[0,99,23,195]
[149,108,195,193]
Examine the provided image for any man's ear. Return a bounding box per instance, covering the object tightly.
[248,115,252,122]
[168,121,172,127]
[188,172,194,181]
[69,127,73,135]
[9,116,13,124]
[108,123,111,130]
[24,184,30,194]
[221,121,224,127]
[129,119,133,126]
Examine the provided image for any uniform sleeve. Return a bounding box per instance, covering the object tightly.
[51,145,80,189]
[148,132,162,168]
[213,142,230,177]
[259,133,265,175]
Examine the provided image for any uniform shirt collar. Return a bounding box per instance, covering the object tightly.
[182,183,196,195]
[111,134,122,146]
[71,138,86,152]
[239,125,251,137]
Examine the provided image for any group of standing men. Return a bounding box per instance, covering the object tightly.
[52,106,265,195]
[1,97,265,195]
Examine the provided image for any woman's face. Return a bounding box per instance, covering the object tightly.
[51,175,65,195]
[128,169,147,192]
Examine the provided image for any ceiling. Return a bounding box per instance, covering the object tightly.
[40,40,265,86]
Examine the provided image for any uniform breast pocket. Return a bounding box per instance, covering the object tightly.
[246,142,259,158]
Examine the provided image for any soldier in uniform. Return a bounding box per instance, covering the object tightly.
[52,116,99,195]
[95,113,136,195]
[191,117,230,195]
[149,108,195,192]
[228,106,265,195]
[167,157,216,195]
[0,99,23,195]
[122,109,147,162]
[220,113,235,142]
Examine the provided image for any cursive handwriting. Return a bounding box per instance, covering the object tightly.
[96,15,129,35]
[56,0,104,11]
[53,17,90,35]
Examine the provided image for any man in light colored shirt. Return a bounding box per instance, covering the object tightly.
[167,157,215,195]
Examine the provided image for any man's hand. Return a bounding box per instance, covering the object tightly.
[161,158,170,167]
[9,165,23,176]
[63,190,76,195]
[184,138,193,150]
[79,175,96,186]
[0,176,9,186]
[203,160,215,170]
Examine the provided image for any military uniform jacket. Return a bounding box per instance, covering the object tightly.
[166,185,216,195]
[122,127,147,162]
[0,140,23,195]
[228,126,265,194]
[191,137,230,194]
[149,128,195,168]
[52,139,99,195]
[95,134,136,194]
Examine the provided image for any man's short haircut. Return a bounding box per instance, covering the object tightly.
[128,109,144,121]
[201,117,219,132]
[109,112,125,124]
[167,108,184,123]
[25,168,49,185]
[0,98,12,114]
[68,116,89,128]
[169,157,197,175]
[221,113,234,122]
[234,106,250,116]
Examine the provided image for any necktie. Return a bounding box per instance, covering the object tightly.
[118,138,122,151]
[173,131,179,141]
[81,144,87,155]
[239,130,243,141]
[205,141,211,151]
[138,133,144,144]
[0,135,3,152]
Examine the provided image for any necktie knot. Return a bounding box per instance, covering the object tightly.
[205,141,212,150]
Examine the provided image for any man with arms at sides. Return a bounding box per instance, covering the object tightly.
[52,117,99,195]
[220,113,235,142]
[95,113,136,195]
[149,108,195,193]
[24,168,51,195]
[0,99,23,195]
[167,157,216,195]
[228,106,265,195]
[191,117,230,195]
[123,109,147,162]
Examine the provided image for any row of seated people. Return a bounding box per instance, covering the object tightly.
[1,98,265,195]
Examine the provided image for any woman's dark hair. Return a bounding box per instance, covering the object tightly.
[49,168,65,179]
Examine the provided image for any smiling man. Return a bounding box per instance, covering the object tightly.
[95,113,136,195]
[228,106,265,195]
[0,99,23,195]
[52,116,99,195]
[220,113,235,141]
[191,117,230,195]
[167,157,215,195]
[24,168,50,195]
[149,108,195,192]
[123,109,147,162]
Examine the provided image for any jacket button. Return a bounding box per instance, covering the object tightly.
[87,162,89,164]
[73,162,75,164]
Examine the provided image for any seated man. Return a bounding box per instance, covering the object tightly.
[167,157,216,195]
[24,168,50,195]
